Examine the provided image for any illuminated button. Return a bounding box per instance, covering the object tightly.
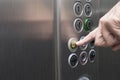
[74,18,83,33]
[84,18,93,31]
[73,2,83,17]
[84,3,92,17]
[79,51,88,65]
[78,76,90,80]
[68,38,78,52]
[89,49,96,63]
[79,36,88,50]
[68,53,78,68]
[71,41,76,49]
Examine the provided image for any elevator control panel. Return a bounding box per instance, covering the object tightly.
[65,0,98,80]
[60,0,98,80]
[68,0,96,68]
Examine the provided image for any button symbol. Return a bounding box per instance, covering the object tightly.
[71,41,77,49]
[68,53,78,68]
[79,51,88,65]
[74,18,83,33]
[73,2,83,17]
[84,3,92,17]
[84,18,93,31]
[89,49,96,63]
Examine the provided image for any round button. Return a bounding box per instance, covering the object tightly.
[78,76,90,80]
[84,3,92,17]
[79,51,88,65]
[89,49,96,63]
[68,38,78,52]
[84,18,93,31]
[68,53,78,68]
[73,2,83,17]
[79,36,88,50]
[74,18,83,33]
[86,0,92,2]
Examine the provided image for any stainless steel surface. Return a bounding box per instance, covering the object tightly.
[58,0,120,80]
[59,0,99,80]
[0,0,55,80]
[99,0,120,80]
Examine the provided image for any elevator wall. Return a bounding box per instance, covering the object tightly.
[0,0,55,80]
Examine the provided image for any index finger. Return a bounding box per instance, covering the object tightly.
[76,28,98,46]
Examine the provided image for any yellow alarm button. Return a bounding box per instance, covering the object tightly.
[68,38,78,52]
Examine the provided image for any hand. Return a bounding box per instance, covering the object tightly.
[76,1,120,51]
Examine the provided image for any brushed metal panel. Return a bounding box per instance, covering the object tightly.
[59,0,99,80]
[0,0,55,80]
[99,0,120,80]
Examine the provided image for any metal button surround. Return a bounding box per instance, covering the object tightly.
[84,3,92,17]
[84,18,93,31]
[86,0,92,2]
[73,2,83,17]
[74,18,83,33]
[79,36,88,50]
[78,76,90,80]
[68,53,78,68]
[79,51,88,65]
[68,38,78,52]
[89,49,96,63]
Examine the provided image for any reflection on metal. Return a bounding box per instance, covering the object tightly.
[0,0,54,80]
[0,0,53,21]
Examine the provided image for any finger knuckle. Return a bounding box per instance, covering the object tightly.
[99,17,109,25]
[95,41,101,47]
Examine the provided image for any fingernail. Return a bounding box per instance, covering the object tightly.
[76,42,79,45]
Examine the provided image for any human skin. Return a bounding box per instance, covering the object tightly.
[76,1,120,51]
